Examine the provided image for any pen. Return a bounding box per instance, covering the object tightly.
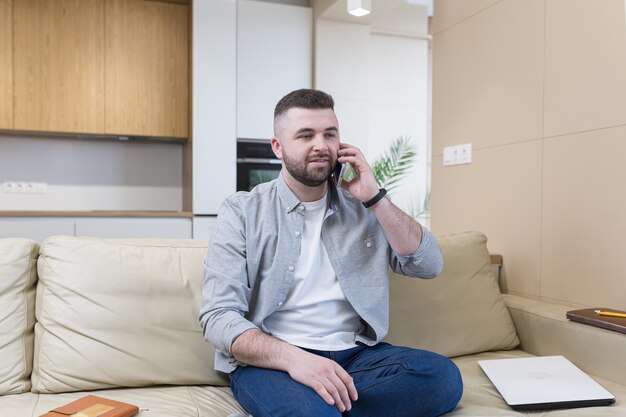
[594,309,626,319]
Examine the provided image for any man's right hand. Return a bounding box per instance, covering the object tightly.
[231,329,358,413]
[287,350,359,412]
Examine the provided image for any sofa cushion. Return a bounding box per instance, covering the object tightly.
[25,386,245,417]
[0,238,39,395]
[32,236,227,393]
[386,231,519,357]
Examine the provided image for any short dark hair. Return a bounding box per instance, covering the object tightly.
[274,89,335,120]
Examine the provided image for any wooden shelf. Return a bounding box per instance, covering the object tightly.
[0,211,193,218]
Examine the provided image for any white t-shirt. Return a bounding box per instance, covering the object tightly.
[264,193,361,350]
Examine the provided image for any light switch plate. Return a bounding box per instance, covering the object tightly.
[443,143,472,166]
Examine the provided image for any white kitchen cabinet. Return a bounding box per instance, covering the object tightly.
[0,219,75,242]
[0,217,192,242]
[192,0,237,216]
[192,216,217,240]
[192,0,312,215]
[236,0,312,140]
[75,218,192,239]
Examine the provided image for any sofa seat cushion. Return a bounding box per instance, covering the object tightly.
[32,236,227,394]
[0,238,39,395]
[4,352,624,417]
[0,392,39,417]
[0,386,245,417]
[450,350,626,416]
[386,231,519,357]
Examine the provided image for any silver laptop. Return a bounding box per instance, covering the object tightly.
[478,356,615,410]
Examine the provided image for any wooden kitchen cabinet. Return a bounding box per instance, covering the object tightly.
[105,0,189,138]
[13,0,105,134]
[10,0,188,138]
[0,0,13,129]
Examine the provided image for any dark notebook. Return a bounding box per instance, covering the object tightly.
[566,308,626,334]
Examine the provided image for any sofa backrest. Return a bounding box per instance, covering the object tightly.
[7,231,519,394]
[386,231,519,357]
[32,236,228,394]
[0,238,39,395]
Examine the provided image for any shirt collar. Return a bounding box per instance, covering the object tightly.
[277,172,303,213]
[276,170,342,214]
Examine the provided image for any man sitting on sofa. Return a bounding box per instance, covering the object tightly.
[199,88,463,417]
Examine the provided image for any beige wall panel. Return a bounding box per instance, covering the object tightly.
[0,0,12,129]
[544,0,626,138]
[432,0,544,154]
[431,141,542,296]
[542,126,626,310]
[13,0,105,134]
[432,0,501,34]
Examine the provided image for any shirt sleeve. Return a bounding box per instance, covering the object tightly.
[390,225,444,279]
[198,197,258,360]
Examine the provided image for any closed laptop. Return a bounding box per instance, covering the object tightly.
[478,355,615,410]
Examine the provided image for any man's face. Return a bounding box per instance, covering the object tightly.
[271,107,340,187]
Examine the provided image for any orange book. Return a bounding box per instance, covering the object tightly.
[39,395,139,417]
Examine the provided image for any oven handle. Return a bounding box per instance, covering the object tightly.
[237,158,282,164]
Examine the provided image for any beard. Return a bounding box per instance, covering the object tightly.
[283,152,336,187]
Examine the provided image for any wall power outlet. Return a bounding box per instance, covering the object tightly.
[443,143,472,166]
[1,181,48,194]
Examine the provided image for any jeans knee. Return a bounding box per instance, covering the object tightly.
[436,357,464,413]
[408,351,462,414]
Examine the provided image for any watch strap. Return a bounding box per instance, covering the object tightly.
[362,188,387,208]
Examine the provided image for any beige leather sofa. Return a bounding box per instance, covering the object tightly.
[1,232,624,416]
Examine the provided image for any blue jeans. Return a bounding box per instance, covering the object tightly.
[229,342,463,417]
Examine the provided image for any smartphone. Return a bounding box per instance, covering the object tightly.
[333,162,346,187]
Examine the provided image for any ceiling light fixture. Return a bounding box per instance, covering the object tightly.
[347,0,371,17]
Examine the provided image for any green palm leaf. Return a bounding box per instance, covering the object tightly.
[371,136,417,193]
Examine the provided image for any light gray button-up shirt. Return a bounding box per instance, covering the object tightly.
[199,173,443,374]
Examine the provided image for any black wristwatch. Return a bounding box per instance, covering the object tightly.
[362,188,387,208]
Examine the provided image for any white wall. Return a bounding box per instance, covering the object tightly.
[315,20,370,152]
[368,33,429,217]
[315,5,430,218]
[0,135,182,211]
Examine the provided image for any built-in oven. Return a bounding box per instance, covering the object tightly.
[236,140,282,191]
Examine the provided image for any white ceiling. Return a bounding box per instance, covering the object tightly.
[318,0,432,25]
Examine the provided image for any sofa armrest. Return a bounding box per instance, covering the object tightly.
[504,294,626,386]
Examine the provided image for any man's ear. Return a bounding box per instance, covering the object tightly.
[271,136,283,160]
